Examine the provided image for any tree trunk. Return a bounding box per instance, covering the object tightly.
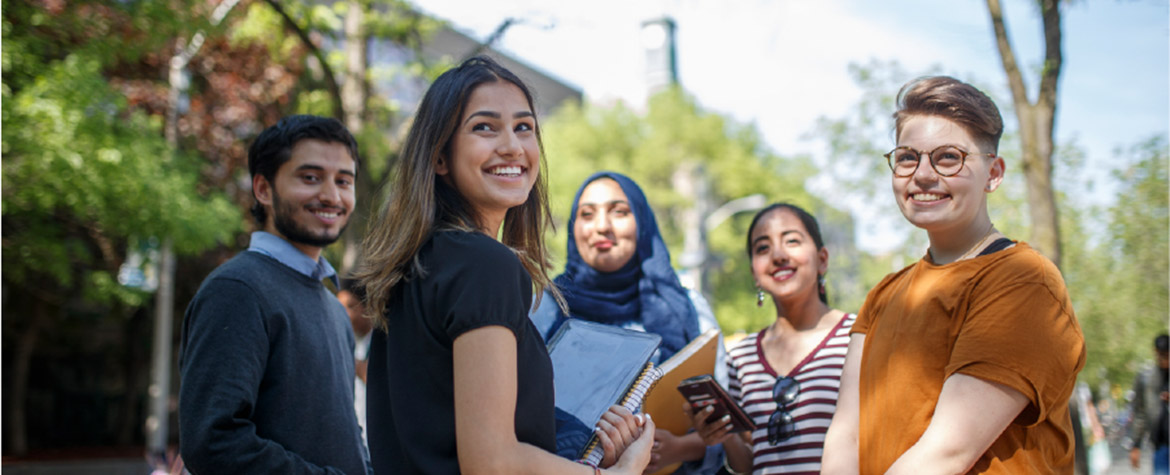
[117,306,148,445]
[986,0,1063,268]
[341,0,370,273]
[264,0,344,120]
[8,299,52,456]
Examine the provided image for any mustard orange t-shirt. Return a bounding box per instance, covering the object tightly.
[851,242,1085,474]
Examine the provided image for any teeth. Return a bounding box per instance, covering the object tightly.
[489,166,522,176]
[314,211,340,218]
[913,193,944,201]
[772,269,794,278]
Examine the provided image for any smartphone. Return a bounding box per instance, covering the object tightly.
[677,374,757,432]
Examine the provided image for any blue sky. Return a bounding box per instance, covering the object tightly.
[415,0,1169,250]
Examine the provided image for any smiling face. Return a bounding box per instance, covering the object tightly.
[574,178,639,273]
[253,138,356,259]
[749,208,827,304]
[892,115,1004,239]
[436,80,540,234]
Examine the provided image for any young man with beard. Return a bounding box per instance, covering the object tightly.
[179,115,369,474]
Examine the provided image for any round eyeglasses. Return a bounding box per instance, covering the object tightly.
[767,376,800,445]
[884,145,995,177]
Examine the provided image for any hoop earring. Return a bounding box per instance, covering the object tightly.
[757,288,766,307]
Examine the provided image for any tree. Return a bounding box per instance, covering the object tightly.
[986,0,1064,267]
[1066,136,1169,390]
[2,0,450,455]
[541,88,857,333]
[2,3,241,453]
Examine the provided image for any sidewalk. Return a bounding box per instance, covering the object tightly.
[3,447,152,475]
[3,459,150,475]
[1104,443,1154,475]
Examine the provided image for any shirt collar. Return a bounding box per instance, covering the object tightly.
[247,231,339,287]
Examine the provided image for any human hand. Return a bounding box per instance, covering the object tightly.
[608,414,655,475]
[683,400,736,447]
[644,429,683,473]
[598,405,642,468]
[1130,447,1141,468]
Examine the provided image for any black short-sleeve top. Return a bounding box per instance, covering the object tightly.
[366,230,556,474]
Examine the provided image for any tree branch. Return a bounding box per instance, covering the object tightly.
[262,0,345,120]
[986,0,1030,108]
[1037,0,1063,110]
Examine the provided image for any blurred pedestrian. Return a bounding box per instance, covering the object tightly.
[338,279,372,443]
[1128,333,1170,474]
[178,115,369,474]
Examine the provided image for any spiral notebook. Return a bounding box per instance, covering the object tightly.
[547,319,664,465]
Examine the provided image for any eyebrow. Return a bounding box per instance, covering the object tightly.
[578,200,629,208]
[296,164,356,177]
[462,110,535,127]
[751,230,804,246]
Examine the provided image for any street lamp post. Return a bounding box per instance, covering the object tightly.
[676,166,766,299]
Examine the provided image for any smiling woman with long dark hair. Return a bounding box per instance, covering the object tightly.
[687,203,853,475]
[351,57,654,475]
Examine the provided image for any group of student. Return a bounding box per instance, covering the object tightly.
[177,55,1086,474]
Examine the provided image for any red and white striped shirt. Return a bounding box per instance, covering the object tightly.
[725,313,855,474]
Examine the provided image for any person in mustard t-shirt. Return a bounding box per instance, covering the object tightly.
[821,76,1086,474]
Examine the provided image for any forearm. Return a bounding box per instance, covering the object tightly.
[885,374,1028,475]
[1128,384,1149,446]
[673,432,709,464]
[884,437,973,475]
[464,440,615,475]
[456,327,649,475]
[722,433,754,473]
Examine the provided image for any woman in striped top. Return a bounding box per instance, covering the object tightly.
[687,203,854,474]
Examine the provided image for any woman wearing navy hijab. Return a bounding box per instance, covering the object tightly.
[532,171,727,474]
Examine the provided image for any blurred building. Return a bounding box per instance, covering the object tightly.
[365,19,583,121]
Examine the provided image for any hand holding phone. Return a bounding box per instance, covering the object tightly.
[677,374,756,433]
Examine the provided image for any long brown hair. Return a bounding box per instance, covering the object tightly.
[351,56,562,328]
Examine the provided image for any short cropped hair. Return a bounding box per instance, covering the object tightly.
[1155,333,1169,353]
[893,76,1004,154]
[247,115,360,225]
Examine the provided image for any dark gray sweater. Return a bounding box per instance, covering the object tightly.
[179,251,368,474]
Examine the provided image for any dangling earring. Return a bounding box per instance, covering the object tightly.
[817,274,827,298]
[756,287,766,307]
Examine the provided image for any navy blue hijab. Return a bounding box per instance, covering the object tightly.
[552,172,700,361]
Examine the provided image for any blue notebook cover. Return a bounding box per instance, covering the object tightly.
[547,319,661,461]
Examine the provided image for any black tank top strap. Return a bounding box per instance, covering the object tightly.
[978,237,1015,257]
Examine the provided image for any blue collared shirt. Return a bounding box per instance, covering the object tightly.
[247,231,340,288]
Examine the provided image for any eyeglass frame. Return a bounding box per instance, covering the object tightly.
[767,376,801,445]
[883,145,997,178]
